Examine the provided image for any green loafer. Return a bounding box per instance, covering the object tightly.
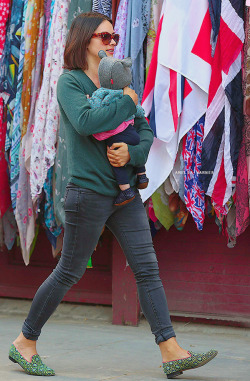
[9,344,55,376]
[163,349,218,379]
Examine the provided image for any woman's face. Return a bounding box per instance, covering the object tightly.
[87,20,117,62]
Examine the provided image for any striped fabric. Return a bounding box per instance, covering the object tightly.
[199,0,244,207]
[140,0,211,203]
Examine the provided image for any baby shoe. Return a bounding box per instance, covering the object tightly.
[114,188,136,206]
[137,174,149,189]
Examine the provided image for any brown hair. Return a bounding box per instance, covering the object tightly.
[64,12,113,71]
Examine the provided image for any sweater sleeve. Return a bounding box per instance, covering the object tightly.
[57,73,137,136]
[127,117,154,167]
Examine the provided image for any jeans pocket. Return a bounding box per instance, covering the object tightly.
[64,188,80,213]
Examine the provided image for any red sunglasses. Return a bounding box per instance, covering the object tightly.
[91,32,120,45]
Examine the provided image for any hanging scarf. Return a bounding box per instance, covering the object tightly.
[235,5,250,237]
[43,0,52,64]
[146,0,163,77]
[235,130,250,236]
[112,0,120,25]
[113,0,129,60]
[243,6,250,204]
[0,0,24,153]
[124,0,151,103]
[92,0,112,18]
[0,0,11,215]
[184,115,206,231]
[0,0,10,57]
[30,0,70,201]
[21,0,44,137]
[43,166,62,237]
[208,0,221,56]
[15,0,45,265]
[2,206,17,250]
[10,0,28,212]
[0,106,11,217]
[67,0,92,29]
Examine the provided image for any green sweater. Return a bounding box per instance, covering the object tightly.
[57,69,154,196]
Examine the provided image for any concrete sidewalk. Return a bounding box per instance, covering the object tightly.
[0,298,250,381]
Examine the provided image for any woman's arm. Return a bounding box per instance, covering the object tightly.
[107,117,154,168]
[57,73,137,136]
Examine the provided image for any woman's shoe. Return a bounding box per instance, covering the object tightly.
[136,174,149,189]
[9,344,55,376]
[163,349,218,379]
[114,188,136,206]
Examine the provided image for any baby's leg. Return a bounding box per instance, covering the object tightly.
[135,166,149,189]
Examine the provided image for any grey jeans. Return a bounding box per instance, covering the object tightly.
[22,183,175,344]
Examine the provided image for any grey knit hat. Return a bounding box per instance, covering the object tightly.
[98,50,132,90]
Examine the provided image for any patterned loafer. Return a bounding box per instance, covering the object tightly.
[163,349,218,379]
[9,344,55,376]
[114,188,136,206]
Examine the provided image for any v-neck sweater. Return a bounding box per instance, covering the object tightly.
[56,69,154,196]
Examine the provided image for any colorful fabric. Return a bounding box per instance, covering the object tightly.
[124,0,151,103]
[21,0,43,137]
[151,184,174,231]
[92,0,112,18]
[243,6,250,208]
[2,206,17,250]
[10,0,28,212]
[43,0,52,64]
[67,0,92,30]
[236,130,250,236]
[208,0,221,55]
[168,191,189,231]
[30,0,70,200]
[140,0,212,203]
[43,166,62,237]
[113,0,129,60]
[0,0,10,58]
[235,7,250,237]
[15,0,46,265]
[112,0,120,25]
[200,0,244,207]
[146,0,163,76]
[0,105,11,216]
[184,116,205,231]
[0,0,24,153]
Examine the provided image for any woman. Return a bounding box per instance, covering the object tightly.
[9,12,217,378]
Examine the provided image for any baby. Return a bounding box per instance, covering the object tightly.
[88,50,149,206]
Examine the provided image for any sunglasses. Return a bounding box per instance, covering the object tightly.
[91,32,120,45]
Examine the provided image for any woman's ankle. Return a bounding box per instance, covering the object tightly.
[159,337,189,362]
[13,332,37,349]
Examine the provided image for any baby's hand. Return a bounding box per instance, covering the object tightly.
[86,94,90,99]
[123,87,138,105]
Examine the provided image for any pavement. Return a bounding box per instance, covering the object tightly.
[0,298,250,381]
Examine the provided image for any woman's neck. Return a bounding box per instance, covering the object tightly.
[84,59,100,88]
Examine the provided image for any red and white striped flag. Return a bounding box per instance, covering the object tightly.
[141,0,212,202]
[199,0,244,207]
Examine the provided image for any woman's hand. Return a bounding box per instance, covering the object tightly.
[107,143,130,167]
[123,86,138,105]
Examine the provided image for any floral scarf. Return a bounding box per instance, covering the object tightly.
[184,116,205,231]
[30,0,70,200]
[124,0,151,103]
[113,0,129,60]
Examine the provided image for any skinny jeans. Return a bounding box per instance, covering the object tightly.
[22,183,175,344]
